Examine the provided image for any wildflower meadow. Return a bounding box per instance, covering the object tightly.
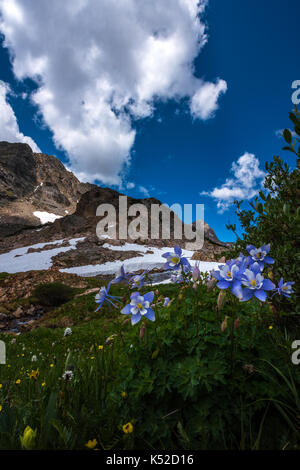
[0,110,299,450]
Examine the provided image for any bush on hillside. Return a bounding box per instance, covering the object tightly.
[32,282,76,307]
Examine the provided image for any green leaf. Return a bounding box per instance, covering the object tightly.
[151,348,160,359]
[283,129,292,144]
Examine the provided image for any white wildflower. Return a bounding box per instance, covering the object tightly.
[62,370,73,381]
[64,328,72,337]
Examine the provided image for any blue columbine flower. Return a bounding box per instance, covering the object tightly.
[212,260,245,300]
[246,244,274,271]
[241,262,275,302]
[162,245,191,271]
[121,291,155,325]
[111,265,130,284]
[276,278,295,298]
[129,271,147,289]
[95,281,121,311]
[170,269,184,284]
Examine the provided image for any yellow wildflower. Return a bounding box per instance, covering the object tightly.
[269,325,273,330]
[29,369,39,380]
[20,426,37,450]
[0,384,2,389]
[121,391,127,398]
[41,382,46,387]
[122,422,133,434]
[15,379,21,385]
[0,405,2,412]
[50,363,54,368]
[85,439,98,449]
[98,345,103,350]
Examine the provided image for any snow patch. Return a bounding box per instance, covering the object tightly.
[33,211,63,224]
[0,238,85,273]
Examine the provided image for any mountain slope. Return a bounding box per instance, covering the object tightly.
[0,141,94,237]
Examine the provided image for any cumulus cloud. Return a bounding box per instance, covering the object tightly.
[201,152,265,213]
[0,0,226,185]
[190,79,227,119]
[0,81,40,152]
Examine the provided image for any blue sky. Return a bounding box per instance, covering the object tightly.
[0,0,299,241]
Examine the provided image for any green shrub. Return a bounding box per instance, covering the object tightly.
[32,282,76,307]
[225,108,300,316]
[112,283,300,450]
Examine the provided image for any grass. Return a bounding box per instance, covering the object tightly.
[0,275,299,450]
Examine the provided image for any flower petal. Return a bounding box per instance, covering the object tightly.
[217,280,230,289]
[145,308,155,322]
[174,245,182,256]
[212,270,222,281]
[131,313,142,325]
[231,280,243,300]
[121,304,132,315]
[241,288,253,302]
[254,289,267,302]
[262,279,275,291]
[144,291,154,303]
[261,244,270,253]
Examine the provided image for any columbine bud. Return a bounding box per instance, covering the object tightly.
[217,291,226,311]
[221,316,228,332]
[122,318,130,326]
[234,317,240,330]
[268,271,274,280]
[192,264,201,283]
[207,278,217,292]
[155,290,159,295]
[139,324,146,339]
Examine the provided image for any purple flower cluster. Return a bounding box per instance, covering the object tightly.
[94,242,294,335]
[212,244,293,303]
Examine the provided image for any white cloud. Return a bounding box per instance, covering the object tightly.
[139,185,150,197]
[190,79,227,120]
[0,81,40,152]
[201,152,265,213]
[0,0,226,185]
[126,182,135,190]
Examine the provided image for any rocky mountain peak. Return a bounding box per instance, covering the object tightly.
[0,141,95,237]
